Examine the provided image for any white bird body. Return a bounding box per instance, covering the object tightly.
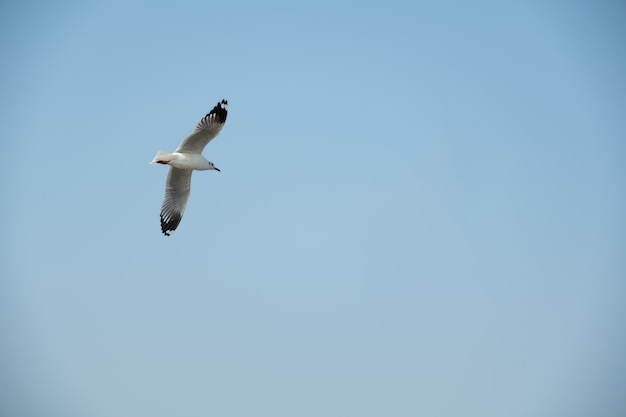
[151,151,217,171]
[151,99,228,236]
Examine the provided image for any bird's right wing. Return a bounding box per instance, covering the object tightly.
[175,99,228,154]
[160,167,193,236]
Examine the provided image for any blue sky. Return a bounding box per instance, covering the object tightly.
[1,1,625,416]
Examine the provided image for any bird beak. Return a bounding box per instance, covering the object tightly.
[215,167,221,172]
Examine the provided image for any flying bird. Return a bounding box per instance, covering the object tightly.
[151,99,228,236]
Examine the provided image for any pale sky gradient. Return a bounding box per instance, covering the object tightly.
[1,1,625,416]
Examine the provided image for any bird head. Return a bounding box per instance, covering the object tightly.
[208,161,221,172]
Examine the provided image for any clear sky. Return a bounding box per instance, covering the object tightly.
[1,1,625,416]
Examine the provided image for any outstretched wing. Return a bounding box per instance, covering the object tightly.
[175,99,228,154]
[160,167,193,236]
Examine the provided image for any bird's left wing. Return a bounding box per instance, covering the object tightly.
[160,167,193,236]
[175,99,228,154]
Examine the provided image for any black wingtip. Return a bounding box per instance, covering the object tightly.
[160,213,182,236]
[210,99,228,123]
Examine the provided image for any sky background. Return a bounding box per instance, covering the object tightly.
[1,1,625,416]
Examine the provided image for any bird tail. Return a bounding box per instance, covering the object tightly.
[150,150,173,164]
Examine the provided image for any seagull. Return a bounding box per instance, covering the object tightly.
[151,99,228,236]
